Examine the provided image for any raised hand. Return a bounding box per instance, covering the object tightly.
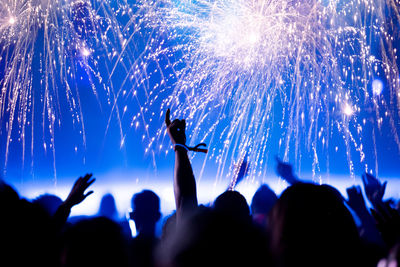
[370,202,400,247]
[347,185,385,246]
[165,108,186,145]
[361,172,387,207]
[64,173,95,208]
[275,156,299,185]
[165,109,197,220]
[346,185,368,214]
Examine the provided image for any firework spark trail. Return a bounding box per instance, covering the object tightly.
[0,0,399,182]
[0,0,152,178]
[133,0,400,181]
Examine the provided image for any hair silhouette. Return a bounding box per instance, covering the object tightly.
[269,183,361,267]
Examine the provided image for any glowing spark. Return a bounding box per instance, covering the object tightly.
[81,47,91,57]
[8,17,15,25]
[343,104,354,117]
[146,0,400,179]
[372,79,384,95]
[0,0,399,182]
[0,0,147,175]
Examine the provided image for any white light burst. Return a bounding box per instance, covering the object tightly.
[141,0,400,180]
[0,0,399,182]
[0,0,142,174]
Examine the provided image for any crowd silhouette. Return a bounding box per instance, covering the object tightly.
[0,108,399,267]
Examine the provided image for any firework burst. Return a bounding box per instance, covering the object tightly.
[135,0,400,181]
[1,0,399,182]
[0,0,143,174]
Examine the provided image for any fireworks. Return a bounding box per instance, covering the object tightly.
[0,0,139,172]
[146,0,400,181]
[1,0,399,181]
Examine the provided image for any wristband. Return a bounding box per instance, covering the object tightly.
[174,143,208,153]
[174,144,189,151]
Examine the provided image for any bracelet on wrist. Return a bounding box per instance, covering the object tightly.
[174,143,208,153]
[174,143,189,151]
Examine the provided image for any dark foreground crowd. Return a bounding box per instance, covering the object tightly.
[1,109,399,267]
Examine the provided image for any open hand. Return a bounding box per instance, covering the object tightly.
[275,157,293,178]
[64,173,95,208]
[346,185,368,214]
[361,172,387,207]
[275,157,299,185]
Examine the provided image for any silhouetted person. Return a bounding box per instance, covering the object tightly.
[130,190,161,238]
[0,175,95,267]
[213,190,251,222]
[165,109,199,222]
[160,211,177,243]
[129,190,161,267]
[162,110,270,267]
[0,182,46,266]
[268,183,361,267]
[251,184,277,227]
[156,206,269,267]
[361,172,387,210]
[54,173,95,229]
[60,217,129,267]
[98,193,131,238]
[33,193,63,216]
[99,193,118,219]
[346,185,385,252]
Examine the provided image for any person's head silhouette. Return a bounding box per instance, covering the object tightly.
[130,190,161,237]
[213,190,250,222]
[33,194,63,216]
[98,193,118,219]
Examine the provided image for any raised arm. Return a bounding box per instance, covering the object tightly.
[165,109,198,220]
[275,157,301,185]
[53,173,95,229]
[346,185,384,246]
[361,172,387,209]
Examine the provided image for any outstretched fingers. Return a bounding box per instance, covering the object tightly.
[75,174,95,199]
[381,181,387,193]
[79,173,94,190]
[84,190,94,200]
[166,109,186,130]
[83,173,93,180]
[65,174,95,207]
[85,174,96,186]
[165,108,171,127]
